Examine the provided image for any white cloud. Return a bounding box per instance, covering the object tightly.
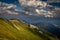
[0,2,16,9]
[7,5,16,9]
[0,2,19,15]
[19,0,47,8]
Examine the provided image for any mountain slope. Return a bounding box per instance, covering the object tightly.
[0,18,58,40]
[0,18,42,40]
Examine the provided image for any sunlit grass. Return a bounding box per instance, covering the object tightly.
[0,18,42,40]
[0,18,58,40]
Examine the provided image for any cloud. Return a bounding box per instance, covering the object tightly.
[0,2,19,15]
[0,1,60,18]
[7,4,16,9]
[19,0,47,8]
[0,2,16,9]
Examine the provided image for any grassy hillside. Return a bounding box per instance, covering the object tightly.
[0,18,58,40]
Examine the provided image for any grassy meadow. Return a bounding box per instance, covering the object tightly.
[0,18,58,40]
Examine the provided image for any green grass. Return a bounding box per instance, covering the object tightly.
[0,18,58,40]
[0,18,42,40]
